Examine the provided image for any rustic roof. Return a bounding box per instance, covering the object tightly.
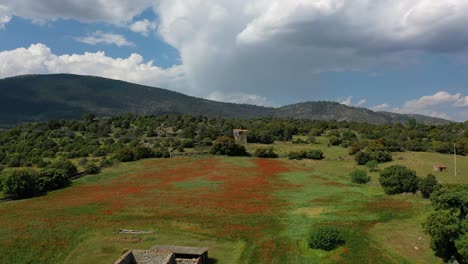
[434,164,447,168]
[150,245,208,256]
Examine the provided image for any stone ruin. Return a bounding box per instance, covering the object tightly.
[114,245,208,264]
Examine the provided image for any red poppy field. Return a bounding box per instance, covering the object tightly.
[0,156,440,263]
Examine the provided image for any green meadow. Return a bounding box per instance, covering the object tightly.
[0,141,466,263]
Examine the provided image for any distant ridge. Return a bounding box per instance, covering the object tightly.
[0,74,453,125]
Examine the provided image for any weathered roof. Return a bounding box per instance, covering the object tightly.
[434,164,447,168]
[150,245,208,256]
[233,129,249,132]
[114,250,173,264]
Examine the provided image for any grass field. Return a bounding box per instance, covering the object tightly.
[0,143,466,263]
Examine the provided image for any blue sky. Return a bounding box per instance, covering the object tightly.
[0,1,467,121]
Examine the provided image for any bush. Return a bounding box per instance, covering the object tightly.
[419,174,439,198]
[114,147,135,162]
[379,165,419,194]
[369,150,392,163]
[308,226,345,251]
[37,169,70,192]
[254,147,278,158]
[350,170,370,184]
[85,162,100,174]
[2,169,39,199]
[288,149,324,160]
[210,136,247,156]
[47,159,78,178]
[354,151,370,165]
[304,149,324,160]
[133,146,154,160]
[100,158,114,168]
[365,160,379,172]
[329,136,342,146]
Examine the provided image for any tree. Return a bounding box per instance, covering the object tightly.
[254,147,278,158]
[47,159,78,178]
[114,147,135,162]
[455,233,468,263]
[423,210,462,260]
[350,170,370,184]
[2,169,39,199]
[355,151,370,165]
[365,160,379,172]
[379,165,419,194]
[133,146,155,160]
[430,185,468,220]
[419,174,439,199]
[210,136,247,156]
[304,149,324,160]
[308,226,345,251]
[37,169,70,192]
[85,162,100,174]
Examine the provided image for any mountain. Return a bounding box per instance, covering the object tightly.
[0,74,453,126]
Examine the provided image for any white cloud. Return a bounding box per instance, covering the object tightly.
[129,19,157,36]
[0,43,188,93]
[153,0,468,102]
[372,91,468,121]
[339,96,366,107]
[207,91,273,106]
[0,5,11,29]
[455,96,468,107]
[371,103,392,112]
[402,91,462,112]
[340,96,353,106]
[75,31,134,47]
[1,0,153,25]
[356,99,367,107]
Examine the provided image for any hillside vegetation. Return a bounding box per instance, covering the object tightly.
[0,74,453,125]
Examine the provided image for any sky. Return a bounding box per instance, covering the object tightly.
[0,1,467,121]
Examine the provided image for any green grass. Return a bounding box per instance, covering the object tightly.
[1,145,458,263]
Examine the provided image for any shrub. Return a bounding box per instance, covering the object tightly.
[37,169,70,192]
[2,169,39,199]
[329,136,342,146]
[47,159,78,178]
[355,151,370,165]
[100,158,114,168]
[210,136,247,156]
[350,170,370,184]
[379,165,419,194]
[85,162,100,174]
[133,146,155,160]
[254,147,278,158]
[369,150,392,163]
[288,151,305,160]
[365,160,379,172]
[288,149,324,160]
[114,147,135,162]
[304,149,324,160]
[308,226,345,251]
[419,174,439,198]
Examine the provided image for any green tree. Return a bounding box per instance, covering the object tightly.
[379,165,419,194]
[210,136,247,156]
[114,147,135,162]
[133,146,155,160]
[419,174,439,199]
[455,233,468,263]
[423,210,463,260]
[355,151,370,165]
[350,170,370,184]
[365,160,379,172]
[308,226,345,251]
[254,147,278,158]
[37,169,70,192]
[430,185,468,220]
[47,159,78,178]
[2,169,39,199]
[85,162,100,174]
